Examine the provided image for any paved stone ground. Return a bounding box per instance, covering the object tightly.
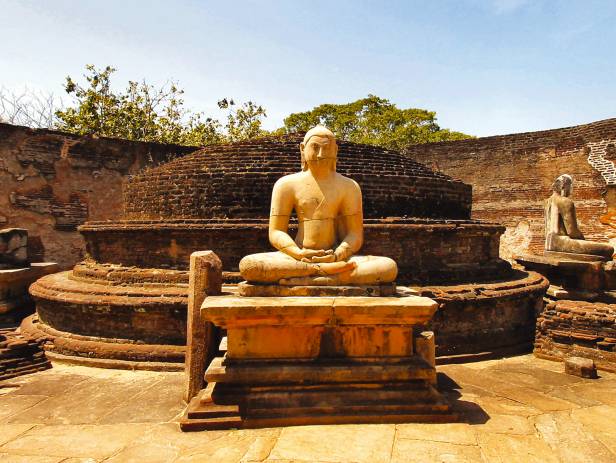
[0,354,614,462]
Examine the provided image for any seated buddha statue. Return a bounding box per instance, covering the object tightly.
[239,126,398,286]
[545,174,614,259]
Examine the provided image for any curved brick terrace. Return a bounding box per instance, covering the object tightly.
[0,355,614,462]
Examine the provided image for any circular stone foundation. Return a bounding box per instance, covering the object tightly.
[26,262,547,368]
[27,265,187,370]
[423,270,548,362]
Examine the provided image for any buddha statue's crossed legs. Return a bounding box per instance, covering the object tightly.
[239,251,397,286]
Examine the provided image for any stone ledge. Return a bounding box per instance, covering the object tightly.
[420,270,547,301]
[206,356,435,384]
[0,262,58,285]
[202,294,438,328]
[30,271,186,304]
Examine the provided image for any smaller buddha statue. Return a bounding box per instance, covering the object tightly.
[545,174,614,259]
[239,126,398,286]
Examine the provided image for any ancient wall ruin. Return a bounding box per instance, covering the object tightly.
[405,118,616,260]
[0,123,195,268]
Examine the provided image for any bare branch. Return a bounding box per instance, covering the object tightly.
[0,86,62,128]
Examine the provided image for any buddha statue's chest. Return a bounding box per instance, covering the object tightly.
[295,187,343,220]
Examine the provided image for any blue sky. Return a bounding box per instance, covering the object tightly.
[2,0,615,137]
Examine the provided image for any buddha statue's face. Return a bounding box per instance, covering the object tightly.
[300,135,337,173]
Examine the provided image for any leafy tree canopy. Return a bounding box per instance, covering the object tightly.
[54,65,267,146]
[11,65,472,149]
[280,95,472,150]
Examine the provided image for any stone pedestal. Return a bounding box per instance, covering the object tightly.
[516,253,616,372]
[181,291,456,430]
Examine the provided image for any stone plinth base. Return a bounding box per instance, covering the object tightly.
[516,253,616,372]
[27,264,547,369]
[535,299,616,372]
[181,293,456,430]
[28,269,187,370]
[543,250,609,262]
[422,271,548,361]
[20,315,185,371]
[515,253,615,295]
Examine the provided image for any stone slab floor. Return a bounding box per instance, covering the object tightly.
[0,354,615,462]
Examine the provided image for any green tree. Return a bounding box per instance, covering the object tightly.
[55,65,266,146]
[218,98,267,143]
[281,95,472,150]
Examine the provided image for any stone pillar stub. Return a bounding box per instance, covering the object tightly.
[415,331,436,385]
[183,251,222,403]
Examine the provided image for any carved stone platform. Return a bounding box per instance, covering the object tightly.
[543,250,609,262]
[180,292,457,430]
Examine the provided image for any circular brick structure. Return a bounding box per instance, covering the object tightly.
[28,135,547,369]
[123,135,472,221]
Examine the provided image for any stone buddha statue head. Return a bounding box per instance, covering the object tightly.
[552,174,573,198]
[300,125,338,174]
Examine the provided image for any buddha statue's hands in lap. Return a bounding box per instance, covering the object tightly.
[545,174,614,259]
[239,126,398,286]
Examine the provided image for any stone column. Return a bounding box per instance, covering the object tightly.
[183,251,222,403]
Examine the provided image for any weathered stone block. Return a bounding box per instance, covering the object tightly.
[565,356,598,379]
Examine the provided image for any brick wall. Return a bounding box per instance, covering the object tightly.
[0,123,195,268]
[405,118,616,259]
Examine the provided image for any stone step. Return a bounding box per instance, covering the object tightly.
[246,400,451,419]
[210,381,440,410]
[179,408,457,431]
[185,402,240,420]
[205,356,435,384]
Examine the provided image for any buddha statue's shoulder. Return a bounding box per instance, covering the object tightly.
[273,172,304,189]
[546,194,574,209]
[335,173,361,192]
[553,195,575,209]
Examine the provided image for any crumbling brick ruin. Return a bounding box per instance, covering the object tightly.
[0,123,195,269]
